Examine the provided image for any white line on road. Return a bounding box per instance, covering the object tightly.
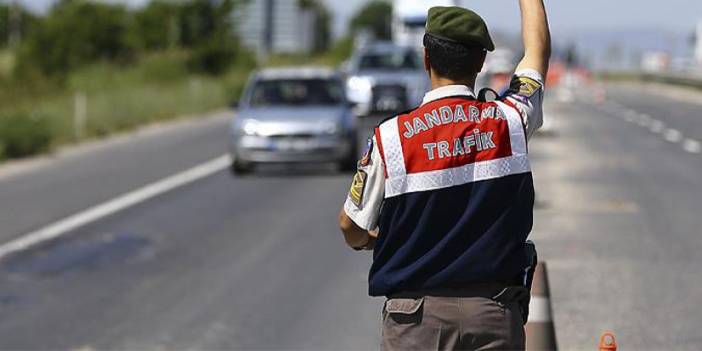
[664,128,683,143]
[682,139,702,154]
[636,113,652,127]
[650,120,665,133]
[0,154,231,260]
[622,111,636,122]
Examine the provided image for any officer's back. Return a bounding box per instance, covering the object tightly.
[370,94,535,296]
[339,2,550,350]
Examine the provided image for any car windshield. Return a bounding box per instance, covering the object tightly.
[358,50,421,70]
[249,78,344,107]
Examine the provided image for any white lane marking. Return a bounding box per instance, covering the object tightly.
[527,296,553,323]
[664,128,683,143]
[683,139,701,154]
[607,105,697,154]
[622,110,636,122]
[0,154,231,260]
[650,120,665,133]
[636,113,652,127]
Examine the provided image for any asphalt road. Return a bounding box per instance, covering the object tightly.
[0,81,701,350]
[0,112,232,242]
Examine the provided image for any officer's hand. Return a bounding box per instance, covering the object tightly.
[369,229,379,238]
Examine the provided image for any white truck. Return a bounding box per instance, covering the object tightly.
[392,0,459,48]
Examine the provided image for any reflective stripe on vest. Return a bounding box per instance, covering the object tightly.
[378,99,531,198]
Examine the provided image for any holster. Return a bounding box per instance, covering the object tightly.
[518,240,538,325]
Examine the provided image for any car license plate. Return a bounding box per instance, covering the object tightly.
[376,97,401,111]
[273,138,315,151]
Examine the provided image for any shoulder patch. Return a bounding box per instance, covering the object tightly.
[510,76,542,97]
[348,170,367,207]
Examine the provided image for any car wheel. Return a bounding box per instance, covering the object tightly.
[230,159,253,176]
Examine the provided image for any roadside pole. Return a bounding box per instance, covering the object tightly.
[74,91,87,140]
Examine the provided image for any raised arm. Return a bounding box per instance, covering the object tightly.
[515,0,551,77]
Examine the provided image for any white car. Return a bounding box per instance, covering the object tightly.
[344,42,429,117]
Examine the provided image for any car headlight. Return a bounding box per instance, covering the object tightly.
[347,76,373,103]
[241,120,260,136]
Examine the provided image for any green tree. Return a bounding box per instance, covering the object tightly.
[299,0,331,53]
[178,0,235,48]
[180,0,243,74]
[0,5,8,47]
[15,0,134,77]
[0,4,37,48]
[130,1,182,51]
[350,0,392,40]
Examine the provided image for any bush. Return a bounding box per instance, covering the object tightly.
[187,35,238,75]
[222,68,253,104]
[0,112,53,159]
[139,52,189,82]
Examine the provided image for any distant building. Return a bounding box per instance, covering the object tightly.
[236,0,317,56]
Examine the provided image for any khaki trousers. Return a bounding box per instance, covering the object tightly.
[381,286,527,351]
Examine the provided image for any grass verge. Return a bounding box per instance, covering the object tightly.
[0,51,251,162]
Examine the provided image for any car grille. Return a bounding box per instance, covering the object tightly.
[371,84,408,114]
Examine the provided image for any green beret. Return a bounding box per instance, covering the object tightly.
[425,6,495,51]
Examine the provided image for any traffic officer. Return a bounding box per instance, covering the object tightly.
[339,1,550,350]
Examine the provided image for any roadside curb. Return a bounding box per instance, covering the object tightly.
[526,262,558,351]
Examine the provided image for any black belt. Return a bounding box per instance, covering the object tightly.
[388,283,513,299]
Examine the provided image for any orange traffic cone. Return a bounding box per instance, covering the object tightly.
[599,332,617,351]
